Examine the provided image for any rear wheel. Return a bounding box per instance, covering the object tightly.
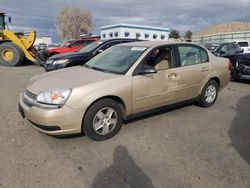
[0,42,24,66]
[83,99,123,141]
[198,80,219,107]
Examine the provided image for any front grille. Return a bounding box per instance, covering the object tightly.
[23,89,37,107]
[24,89,37,100]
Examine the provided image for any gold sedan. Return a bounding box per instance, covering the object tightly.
[19,41,230,140]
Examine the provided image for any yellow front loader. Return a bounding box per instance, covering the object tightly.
[0,12,37,66]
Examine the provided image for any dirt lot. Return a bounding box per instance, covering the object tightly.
[0,65,249,188]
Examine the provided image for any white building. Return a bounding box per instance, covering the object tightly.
[101,24,170,41]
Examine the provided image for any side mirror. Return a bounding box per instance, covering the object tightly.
[68,44,71,47]
[240,49,244,53]
[94,49,104,55]
[138,65,157,75]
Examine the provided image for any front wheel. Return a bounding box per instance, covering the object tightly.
[0,42,24,66]
[83,99,123,141]
[198,80,219,107]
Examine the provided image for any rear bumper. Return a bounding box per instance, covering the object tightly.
[19,95,84,135]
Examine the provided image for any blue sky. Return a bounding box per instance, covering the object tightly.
[1,0,250,42]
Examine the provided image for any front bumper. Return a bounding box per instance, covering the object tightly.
[19,94,84,135]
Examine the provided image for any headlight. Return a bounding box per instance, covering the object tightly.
[52,59,68,65]
[37,88,71,107]
[46,59,54,65]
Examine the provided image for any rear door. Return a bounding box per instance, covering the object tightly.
[170,44,210,103]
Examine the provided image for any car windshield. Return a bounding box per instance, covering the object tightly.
[85,46,147,75]
[79,40,103,53]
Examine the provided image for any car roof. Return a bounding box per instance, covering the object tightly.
[118,41,202,48]
[101,38,140,42]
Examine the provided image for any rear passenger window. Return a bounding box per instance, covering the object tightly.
[228,44,235,51]
[178,45,208,66]
[200,48,209,63]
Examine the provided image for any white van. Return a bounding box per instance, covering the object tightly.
[234,40,250,53]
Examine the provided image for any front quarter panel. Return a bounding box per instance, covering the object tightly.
[65,76,133,116]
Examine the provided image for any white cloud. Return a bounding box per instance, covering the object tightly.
[1,0,250,41]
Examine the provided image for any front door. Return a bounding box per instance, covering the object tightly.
[132,46,179,113]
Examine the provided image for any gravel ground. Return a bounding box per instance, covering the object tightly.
[0,65,249,188]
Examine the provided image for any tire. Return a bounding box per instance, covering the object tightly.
[83,99,123,141]
[198,80,219,107]
[0,42,24,66]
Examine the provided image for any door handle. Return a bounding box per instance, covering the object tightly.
[168,73,179,79]
[201,67,208,72]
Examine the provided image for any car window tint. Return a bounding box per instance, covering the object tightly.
[234,44,240,49]
[221,45,228,51]
[146,48,172,70]
[178,46,203,66]
[86,46,147,74]
[228,44,235,51]
[100,41,120,50]
[71,40,92,47]
[200,48,209,63]
[84,40,95,45]
[238,42,249,47]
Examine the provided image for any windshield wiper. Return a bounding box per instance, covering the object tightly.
[91,66,107,72]
[82,64,92,69]
[83,64,115,74]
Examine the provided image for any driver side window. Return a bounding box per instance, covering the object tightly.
[145,47,173,71]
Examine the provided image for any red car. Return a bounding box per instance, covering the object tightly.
[47,37,99,57]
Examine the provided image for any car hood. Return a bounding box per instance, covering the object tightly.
[26,66,121,95]
[49,51,91,60]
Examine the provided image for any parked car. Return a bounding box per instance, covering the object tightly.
[234,40,250,53]
[19,42,230,141]
[213,42,243,59]
[44,38,139,71]
[232,53,250,80]
[212,42,248,80]
[47,37,99,57]
[200,42,220,51]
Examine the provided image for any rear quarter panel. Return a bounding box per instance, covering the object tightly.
[209,55,230,90]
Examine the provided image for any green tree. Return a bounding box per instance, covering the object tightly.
[169,30,180,39]
[184,30,193,40]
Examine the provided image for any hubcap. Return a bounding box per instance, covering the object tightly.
[93,107,118,135]
[2,49,14,61]
[205,85,217,104]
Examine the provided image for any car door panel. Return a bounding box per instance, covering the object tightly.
[170,63,210,103]
[132,69,178,114]
[173,45,210,102]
